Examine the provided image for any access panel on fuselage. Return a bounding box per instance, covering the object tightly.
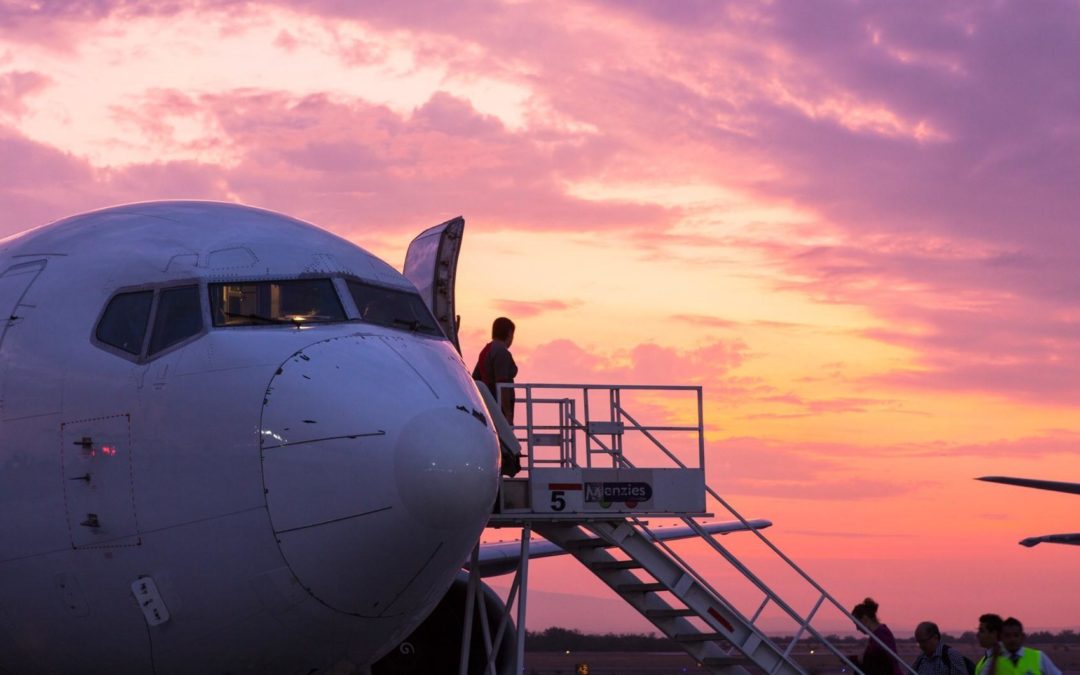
[60,414,141,549]
[0,259,46,352]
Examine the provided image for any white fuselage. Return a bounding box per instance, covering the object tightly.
[0,202,500,674]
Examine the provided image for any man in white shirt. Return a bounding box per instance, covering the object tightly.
[913,621,970,675]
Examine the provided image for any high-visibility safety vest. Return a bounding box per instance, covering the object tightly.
[977,649,1043,675]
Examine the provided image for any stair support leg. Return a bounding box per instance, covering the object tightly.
[459,545,481,675]
[514,524,532,675]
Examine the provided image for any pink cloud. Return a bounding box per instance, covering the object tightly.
[4,2,1080,410]
[0,87,675,238]
[0,125,233,236]
[0,1,192,50]
[272,30,299,52]
[910,432,1080,459]
[721,431,1080,463]
[749,238,1080,403]
[628,341,745,384]
[0,70,51,117]
[670,314,814,333]
[109,89,206,145]
[704,431,1080,506]
[492,299,582,318]
[744,394,895,420]
[0,127,100,231]
[521,338,747,388]
[669,313,741,329]
[3,0,1080,636]
[188,89,673,237]
[708,437,913,501]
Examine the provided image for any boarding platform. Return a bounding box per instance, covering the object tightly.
[487,384,708,521]
[462,383,915,675]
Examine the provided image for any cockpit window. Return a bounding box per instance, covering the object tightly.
[149,285,203,355]
[96,291,153,354]
[209,279,345,327]
[346,280,443,337]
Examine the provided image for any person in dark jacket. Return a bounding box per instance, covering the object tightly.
[851,597,902,675]
[472,317,518,423]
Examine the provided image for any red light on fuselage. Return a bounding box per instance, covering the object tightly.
[101,445,117,456]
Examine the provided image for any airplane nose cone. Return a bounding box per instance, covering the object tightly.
[394,406,499,530]
[259,334,500,617]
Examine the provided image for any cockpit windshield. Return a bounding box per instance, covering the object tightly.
[209,279,345,327]
[347,280,444,337]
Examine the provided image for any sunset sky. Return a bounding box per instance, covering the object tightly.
[2,1,1077,636]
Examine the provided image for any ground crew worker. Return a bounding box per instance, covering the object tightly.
[998,617,1061,675]
[976,614,1004,675]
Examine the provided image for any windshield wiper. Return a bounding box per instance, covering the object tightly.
[224,311,291,325]
[392,318,422,331]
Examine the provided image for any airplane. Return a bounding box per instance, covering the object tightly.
[977,476,1080,547]
[0,201,770,675]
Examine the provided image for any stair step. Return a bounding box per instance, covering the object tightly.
[563,537,610,550]
[644,608,696,618]
[590,560,643,571]
[675,632,725,643]
[615,582,667,593]
[702,656,744,667]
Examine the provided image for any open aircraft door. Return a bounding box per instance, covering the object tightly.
[402,216,464,354]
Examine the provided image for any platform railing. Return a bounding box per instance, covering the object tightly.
[497,382,705,474]
[493,381,915,675]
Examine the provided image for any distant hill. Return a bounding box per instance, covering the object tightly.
[526,628,1080,652]
[526,628,678,652]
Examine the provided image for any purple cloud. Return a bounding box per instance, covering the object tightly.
[0,125,232,236]
[4,0,1080,409]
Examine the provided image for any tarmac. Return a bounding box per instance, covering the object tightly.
[524,642,1080,675]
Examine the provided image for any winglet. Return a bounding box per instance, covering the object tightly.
[976,476,1080,496]
[1019,533,1080,548]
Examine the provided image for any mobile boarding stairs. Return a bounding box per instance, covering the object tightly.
[463,383,917,675]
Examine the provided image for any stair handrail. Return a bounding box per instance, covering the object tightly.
[616,405,915,674]
[505,382,916,675]
[624,515,835,674]
[697,487,919,675]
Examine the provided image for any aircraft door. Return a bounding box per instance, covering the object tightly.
[0,259,46,352]
[402,216,464,353]
[61,414,141,548]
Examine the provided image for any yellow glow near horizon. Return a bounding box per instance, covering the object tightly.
[564,180,824,235]
[448,222,1080,464]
